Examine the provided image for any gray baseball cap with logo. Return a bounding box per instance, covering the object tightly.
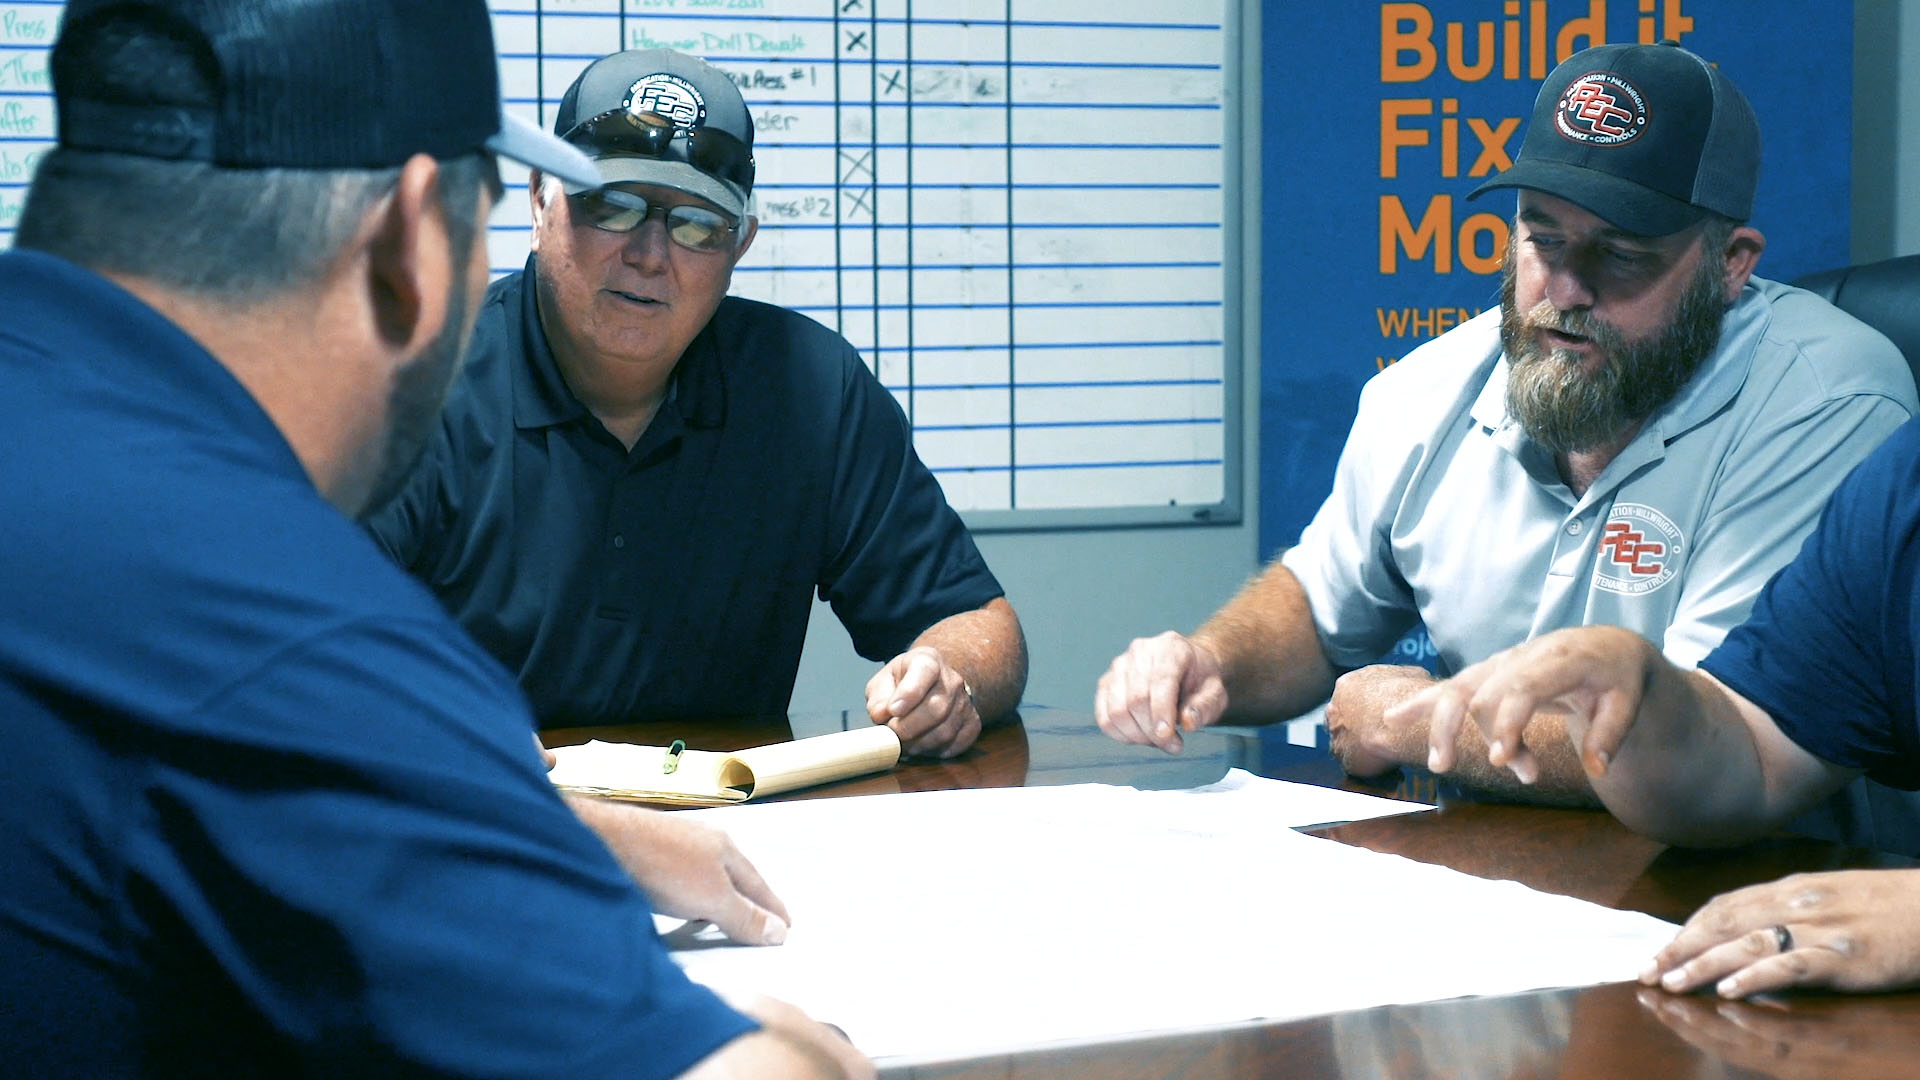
[552,49,756,221]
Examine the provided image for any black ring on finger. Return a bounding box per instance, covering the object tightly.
[1772,924,1794,953]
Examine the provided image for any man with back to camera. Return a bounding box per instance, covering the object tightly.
[1096,41,1920,844]
[365,47,1027,758]
[0,1,867,1075]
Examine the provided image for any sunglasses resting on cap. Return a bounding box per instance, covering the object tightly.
[561,107,756,192]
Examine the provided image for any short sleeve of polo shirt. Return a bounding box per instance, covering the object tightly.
[817,352,1002,659]
[1699,420,1920,790]
[1280,364,1431,668]
[138,616,754,1075]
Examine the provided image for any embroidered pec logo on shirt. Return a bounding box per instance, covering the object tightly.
[1556,72,1649,146]
[1594,503,1684,596]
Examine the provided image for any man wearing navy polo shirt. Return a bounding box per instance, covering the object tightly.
[366,49,1027,759]
[1404,420,1920,1002]
[0,3,867,1076]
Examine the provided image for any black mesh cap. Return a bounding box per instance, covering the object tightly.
[1470,42,1760,236]
[52,0,599,186]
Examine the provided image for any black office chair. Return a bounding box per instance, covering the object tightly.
[1793,254,1920,384]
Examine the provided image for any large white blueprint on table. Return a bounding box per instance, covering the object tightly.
[663,770,1675,1064]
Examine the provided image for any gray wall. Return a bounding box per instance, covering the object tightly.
[788,7,1267,716]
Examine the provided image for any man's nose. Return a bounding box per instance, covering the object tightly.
[622,212,673,268]
[1543,258,1596,311]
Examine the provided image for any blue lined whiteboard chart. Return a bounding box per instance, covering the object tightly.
[0,0,1241,527]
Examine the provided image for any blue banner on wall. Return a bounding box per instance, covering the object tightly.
[1259,2,1853,557]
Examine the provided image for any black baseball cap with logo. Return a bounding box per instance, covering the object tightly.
[51,0,600,188]
[1469,41,1760,237]
[552,48,756,221]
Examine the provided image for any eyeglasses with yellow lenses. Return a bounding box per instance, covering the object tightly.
[568,188,738,253]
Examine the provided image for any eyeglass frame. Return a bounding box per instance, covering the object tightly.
[566,186,745,253]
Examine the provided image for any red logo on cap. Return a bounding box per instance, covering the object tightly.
[1556,72,1649,147]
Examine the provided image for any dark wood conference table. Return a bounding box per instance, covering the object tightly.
[545,708,1920,1080]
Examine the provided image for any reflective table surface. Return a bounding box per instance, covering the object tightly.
[545,709,1920,1079]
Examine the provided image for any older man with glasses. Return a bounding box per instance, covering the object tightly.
[367,49,1026,758]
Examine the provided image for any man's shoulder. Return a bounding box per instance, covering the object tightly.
[157,481,465,639]
[709,295,858,360]
[1839,416,1920,501]
[704,295,878,410]
[5,403,479,719]
[1741,276,1918,406]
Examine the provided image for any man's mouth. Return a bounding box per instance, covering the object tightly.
[1539,326,1591,350]
[610,289,662,306]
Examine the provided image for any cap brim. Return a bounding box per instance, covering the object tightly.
[564,156,748,221]
[487,111,602,190]
[1469,160,1705,237]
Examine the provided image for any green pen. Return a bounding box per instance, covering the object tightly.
[662,738,686,774]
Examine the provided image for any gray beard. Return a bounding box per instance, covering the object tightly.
[1500,249,1727,455]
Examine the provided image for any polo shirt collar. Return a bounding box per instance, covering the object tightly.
[511,258,589,431]
[1,249,306,484]
[510,255,728,432]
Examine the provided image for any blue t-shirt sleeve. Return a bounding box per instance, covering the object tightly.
[821,347,1004,659]
[1699,421,1920,790]
[137,617,753,1076]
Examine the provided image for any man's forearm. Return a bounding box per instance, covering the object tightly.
[1422,713,1601,808]
[1192,559,1337,723]
[909,596,1028,720]
[1328,665,1600,806]
[1584,661,1775,845]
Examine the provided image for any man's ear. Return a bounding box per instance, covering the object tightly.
[732,215,760,262]
[366,153,454,353]
[1719,225,1766,304]
[527,168,550,252]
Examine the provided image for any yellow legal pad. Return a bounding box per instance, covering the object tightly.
[546,726,902,808]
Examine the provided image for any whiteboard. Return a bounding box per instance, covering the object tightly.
[0,0,1241,528]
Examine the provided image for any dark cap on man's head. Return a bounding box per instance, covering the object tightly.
[1469,41,1759,237]
[51,0,599,187]
[553,48,755,220]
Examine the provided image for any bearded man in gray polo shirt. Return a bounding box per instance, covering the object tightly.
[1096,43,1919,842]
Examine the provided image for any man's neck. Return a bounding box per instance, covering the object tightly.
[1555,421,1643,498]
[104,269,381,512]
[537,297,677,451]
[580,390,667,451]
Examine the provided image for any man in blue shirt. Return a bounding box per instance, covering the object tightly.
[366,49,1027,758]
[1404,421,1920,1002]
[0,3,867,1076]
